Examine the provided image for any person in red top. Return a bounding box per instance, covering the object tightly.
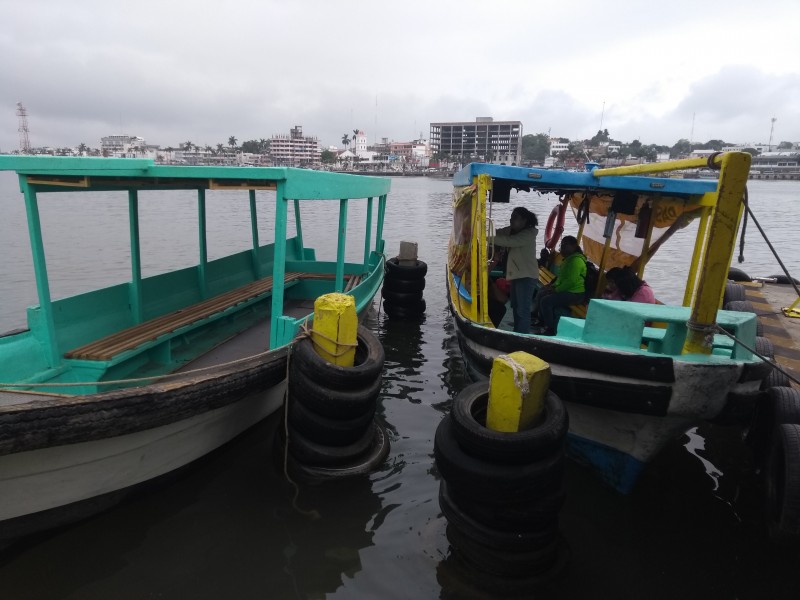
[602,267,656,304]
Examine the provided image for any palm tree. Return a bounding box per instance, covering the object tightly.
[352,129,359,154]
[228,136,238,149]
[341,134,351,151]
[77,143,87,156]
[183,141,193,151]
[216,143,224,155]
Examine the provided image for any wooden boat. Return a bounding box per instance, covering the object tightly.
[0,156,390,541]
[447,153,771,493]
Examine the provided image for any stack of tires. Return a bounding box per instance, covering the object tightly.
[382,257,427,319]
[280,326,390,479]
[434,382,569,584]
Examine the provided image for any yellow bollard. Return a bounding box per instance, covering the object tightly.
[312,293,358,367]
[486,351,550,432]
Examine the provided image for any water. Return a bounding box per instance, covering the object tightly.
[2,173,800,599]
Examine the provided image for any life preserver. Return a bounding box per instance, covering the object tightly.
[544,203,566,250]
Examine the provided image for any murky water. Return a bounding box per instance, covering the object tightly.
[1,173,800,599]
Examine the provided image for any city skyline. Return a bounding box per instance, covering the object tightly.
[1,1,799,152]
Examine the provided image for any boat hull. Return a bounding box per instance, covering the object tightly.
[0,347,289,541]
[448,293,767,493]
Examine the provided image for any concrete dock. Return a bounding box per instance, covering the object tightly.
[743,281,800,384]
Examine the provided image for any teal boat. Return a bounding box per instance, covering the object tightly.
[0,156,389,540]
[447,153,772,493]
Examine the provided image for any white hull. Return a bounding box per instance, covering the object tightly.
[0,383,284,525]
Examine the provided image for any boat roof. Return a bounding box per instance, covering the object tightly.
[453,162,718,199]
[0,156,391,200]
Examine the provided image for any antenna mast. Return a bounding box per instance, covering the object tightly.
[768,117,777,151]
[16,102,31,154]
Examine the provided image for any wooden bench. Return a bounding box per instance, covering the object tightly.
[538,265,588,318]
[65,271,356,361]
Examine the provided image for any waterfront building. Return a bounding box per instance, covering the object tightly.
[100,135,158,158]
[430,117,522,165]
[269,125,321,168]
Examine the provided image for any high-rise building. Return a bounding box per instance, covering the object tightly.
[430,117,522,165]
[270,126,321,167]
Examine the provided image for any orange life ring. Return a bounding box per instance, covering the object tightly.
[544,203,566,250]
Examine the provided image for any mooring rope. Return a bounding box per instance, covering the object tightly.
[493,354,530,396]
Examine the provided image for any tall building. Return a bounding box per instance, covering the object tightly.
[270,125,321,167]
[430,117,522,165]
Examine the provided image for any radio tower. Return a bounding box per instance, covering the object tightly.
[16,102,32,154]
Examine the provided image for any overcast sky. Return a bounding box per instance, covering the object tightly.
[1,0,798,152]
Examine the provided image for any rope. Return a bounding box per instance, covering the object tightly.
[742,198,800,299]
[576,193,591,225]
[281,340,321,521]
[493,354,530,396]
[713,325,800,387]
[737,187,748,263]
[0,345,280,389]
[297,319,358,358]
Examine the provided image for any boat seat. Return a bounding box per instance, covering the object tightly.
[538,265,588,318]
[64,272,354,361]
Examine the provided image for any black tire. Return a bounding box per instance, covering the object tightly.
[438,481,558,551]
[445,523,559,578]
[747,387,800,464]
[279,422,390,480]
[382,277,425,293]
[284,421,377,466]
[434,416,564,503]
[385,257,427,280]
[755,336,775,359]
[723,282,747,305]
[452,483,566,532]
[771,274,800,285]
[728,267,752,282]
[290,325,384,391]
[451,382,568,464]
[724,300,755,313]
[381,288,424,304]
[287,398,376,446]
[765,423,800,542]
[288,368,381,419]
[761,363,792,390]
[383,299,426,319]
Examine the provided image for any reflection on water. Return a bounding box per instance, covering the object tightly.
[2,175,800,598]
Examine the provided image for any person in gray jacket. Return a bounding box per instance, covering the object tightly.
[491,206,538,333]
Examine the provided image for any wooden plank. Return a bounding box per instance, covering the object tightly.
[65,272,316,361]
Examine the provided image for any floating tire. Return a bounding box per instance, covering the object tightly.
[765,423,800,542]
[288,368,381,419]
[728,267,752,282]
[438,481,558,551]
[434,415,564,503]
[381,288,424,304]
[450,382,567,464]
[385,257,427,280]
[284,421,377,467]
[771,274,800,285]
[723,282,747,305]
[382,277,425,293]
[280,422,390,480]
[290,325,384,391]
[383,299,426,319]
[445,523,559,578]
[451,482,566,532]
[287,398,376,446]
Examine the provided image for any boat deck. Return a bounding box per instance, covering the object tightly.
[744,281,800,384]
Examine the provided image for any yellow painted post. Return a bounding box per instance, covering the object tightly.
[312,293,357,366]
[486,351,551,432]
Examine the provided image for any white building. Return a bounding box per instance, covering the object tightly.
[270,125,321,167]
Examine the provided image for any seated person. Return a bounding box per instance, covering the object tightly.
[602,266,656,304]
[535,236,586,335]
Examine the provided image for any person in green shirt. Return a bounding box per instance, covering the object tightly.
[536,235,586,335]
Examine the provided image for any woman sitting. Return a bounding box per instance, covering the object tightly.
[602,266,656,304]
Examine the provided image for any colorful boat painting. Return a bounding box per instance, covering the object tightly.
[0,156,389,541]
[446,153,771,493]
